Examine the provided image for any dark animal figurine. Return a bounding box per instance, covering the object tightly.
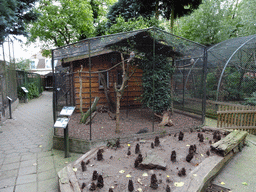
[166,184,171,192]
[85,160,90,165]
[128,179,134,191]
[199,133,204,142]
[155,136,160,146]
[193,144,197,153]
[178,168,186,177]
[97,149,103,161]
[186,152,194,163]
[206,150,210,156]
[89,182,96,191]
[109,188,114,192]
[97,174,104,188]
[81,160,86,172]
[136,127,149,134]
[189,145,195,154]
[81,183,86,189]
[150,174,158,189]
[92,170,98,180]
[137,154,143,163]
[135,143,140,154]
[127,146,131,155]
[115,138,120,148]
[151,142,154,149]
[134,159,140,168]
[178,131,184,141]
[171,150,176,162]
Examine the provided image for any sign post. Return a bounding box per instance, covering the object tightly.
[7,96,12,119]
[54,106,75,158]
[21,87,29,103]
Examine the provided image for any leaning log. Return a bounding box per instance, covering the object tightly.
[210,130,248,157]
[80,97,100,124]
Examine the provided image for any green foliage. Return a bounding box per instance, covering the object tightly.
[27,82,39,99]
[0,0,38,43]
[18,82,40,100]
[138,55,174,113]
[102,16,162,35]
[175,0,241,45]
[28,0,95,48]
[15,58,31,71]
[244,92,256,106]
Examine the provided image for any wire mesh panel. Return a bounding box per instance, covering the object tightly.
[207,35,256,103]
[52,27,206,141]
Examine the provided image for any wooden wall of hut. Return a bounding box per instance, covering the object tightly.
[72,52,143,112]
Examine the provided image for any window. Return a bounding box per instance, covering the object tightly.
[98,70,109,89]
[45,59,51,68]
[30,61,36,69]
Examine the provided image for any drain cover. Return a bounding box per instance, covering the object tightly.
[205,183,230,192]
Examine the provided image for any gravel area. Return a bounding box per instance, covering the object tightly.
[55,108,202,141]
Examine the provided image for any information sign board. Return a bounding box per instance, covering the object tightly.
[54,117,70,129]
[21,87,29,93]
[60,106,76,116]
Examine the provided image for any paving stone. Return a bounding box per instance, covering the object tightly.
[0,177,16,189]
[38,161,54,173]
[20,159,37,168]
[0,162,19,171]
[38,177,58,192]
[0,169,18,179]
[0,186,14,192]
[18,166,37,176]
[38,169,57,181]
[16,174,37,185]
[21,153,37,162]
[38,151,53,158]
[3,156,21,164]
[15,182,37,192]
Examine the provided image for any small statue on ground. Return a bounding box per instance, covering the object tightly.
[135,143,140,154]
[154,136,160,146]
[128,179,134,191]
[97,174,104,188]
[150,174,158,189]
[171,150,176,162]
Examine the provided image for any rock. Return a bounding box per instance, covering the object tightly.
[138,150,166,170]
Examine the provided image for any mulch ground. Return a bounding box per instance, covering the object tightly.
[55,108,202,141]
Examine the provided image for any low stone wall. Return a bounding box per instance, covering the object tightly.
[0,98,19,124]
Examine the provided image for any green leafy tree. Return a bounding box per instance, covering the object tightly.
[107,0,202,32]
[237,0,256,36]
[28,0,95,48]
[0,0,38,43]
[175,0,241,45]
[15,58,31,71]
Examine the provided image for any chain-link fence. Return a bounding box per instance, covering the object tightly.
[52,27,207,141]
[0,60,17,118]
[206,35,256,117]
[16,70,43,100]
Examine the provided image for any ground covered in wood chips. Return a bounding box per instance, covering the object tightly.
[72,130,225,192]
[55,108,201,141]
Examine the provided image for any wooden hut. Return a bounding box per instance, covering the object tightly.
[60,31,180,112]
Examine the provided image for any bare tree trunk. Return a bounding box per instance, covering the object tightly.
[115,92,121,133]
[114,52,137,133]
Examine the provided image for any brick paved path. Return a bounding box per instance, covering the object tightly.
[0,92,80,192]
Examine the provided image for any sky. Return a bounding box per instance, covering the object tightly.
[0,35,41,62]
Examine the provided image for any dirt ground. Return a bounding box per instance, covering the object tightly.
[55,108,202,141]
[73,130,224,192]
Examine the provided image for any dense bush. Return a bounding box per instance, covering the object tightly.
[18,82,40,100]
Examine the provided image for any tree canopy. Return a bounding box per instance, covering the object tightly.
[0,0,38,43]
[107,0,202,31]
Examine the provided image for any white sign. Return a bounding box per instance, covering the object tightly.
[60,106,76,116]
[7,96,12,101]
[21,87,29,93]
[54,117,70,128]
